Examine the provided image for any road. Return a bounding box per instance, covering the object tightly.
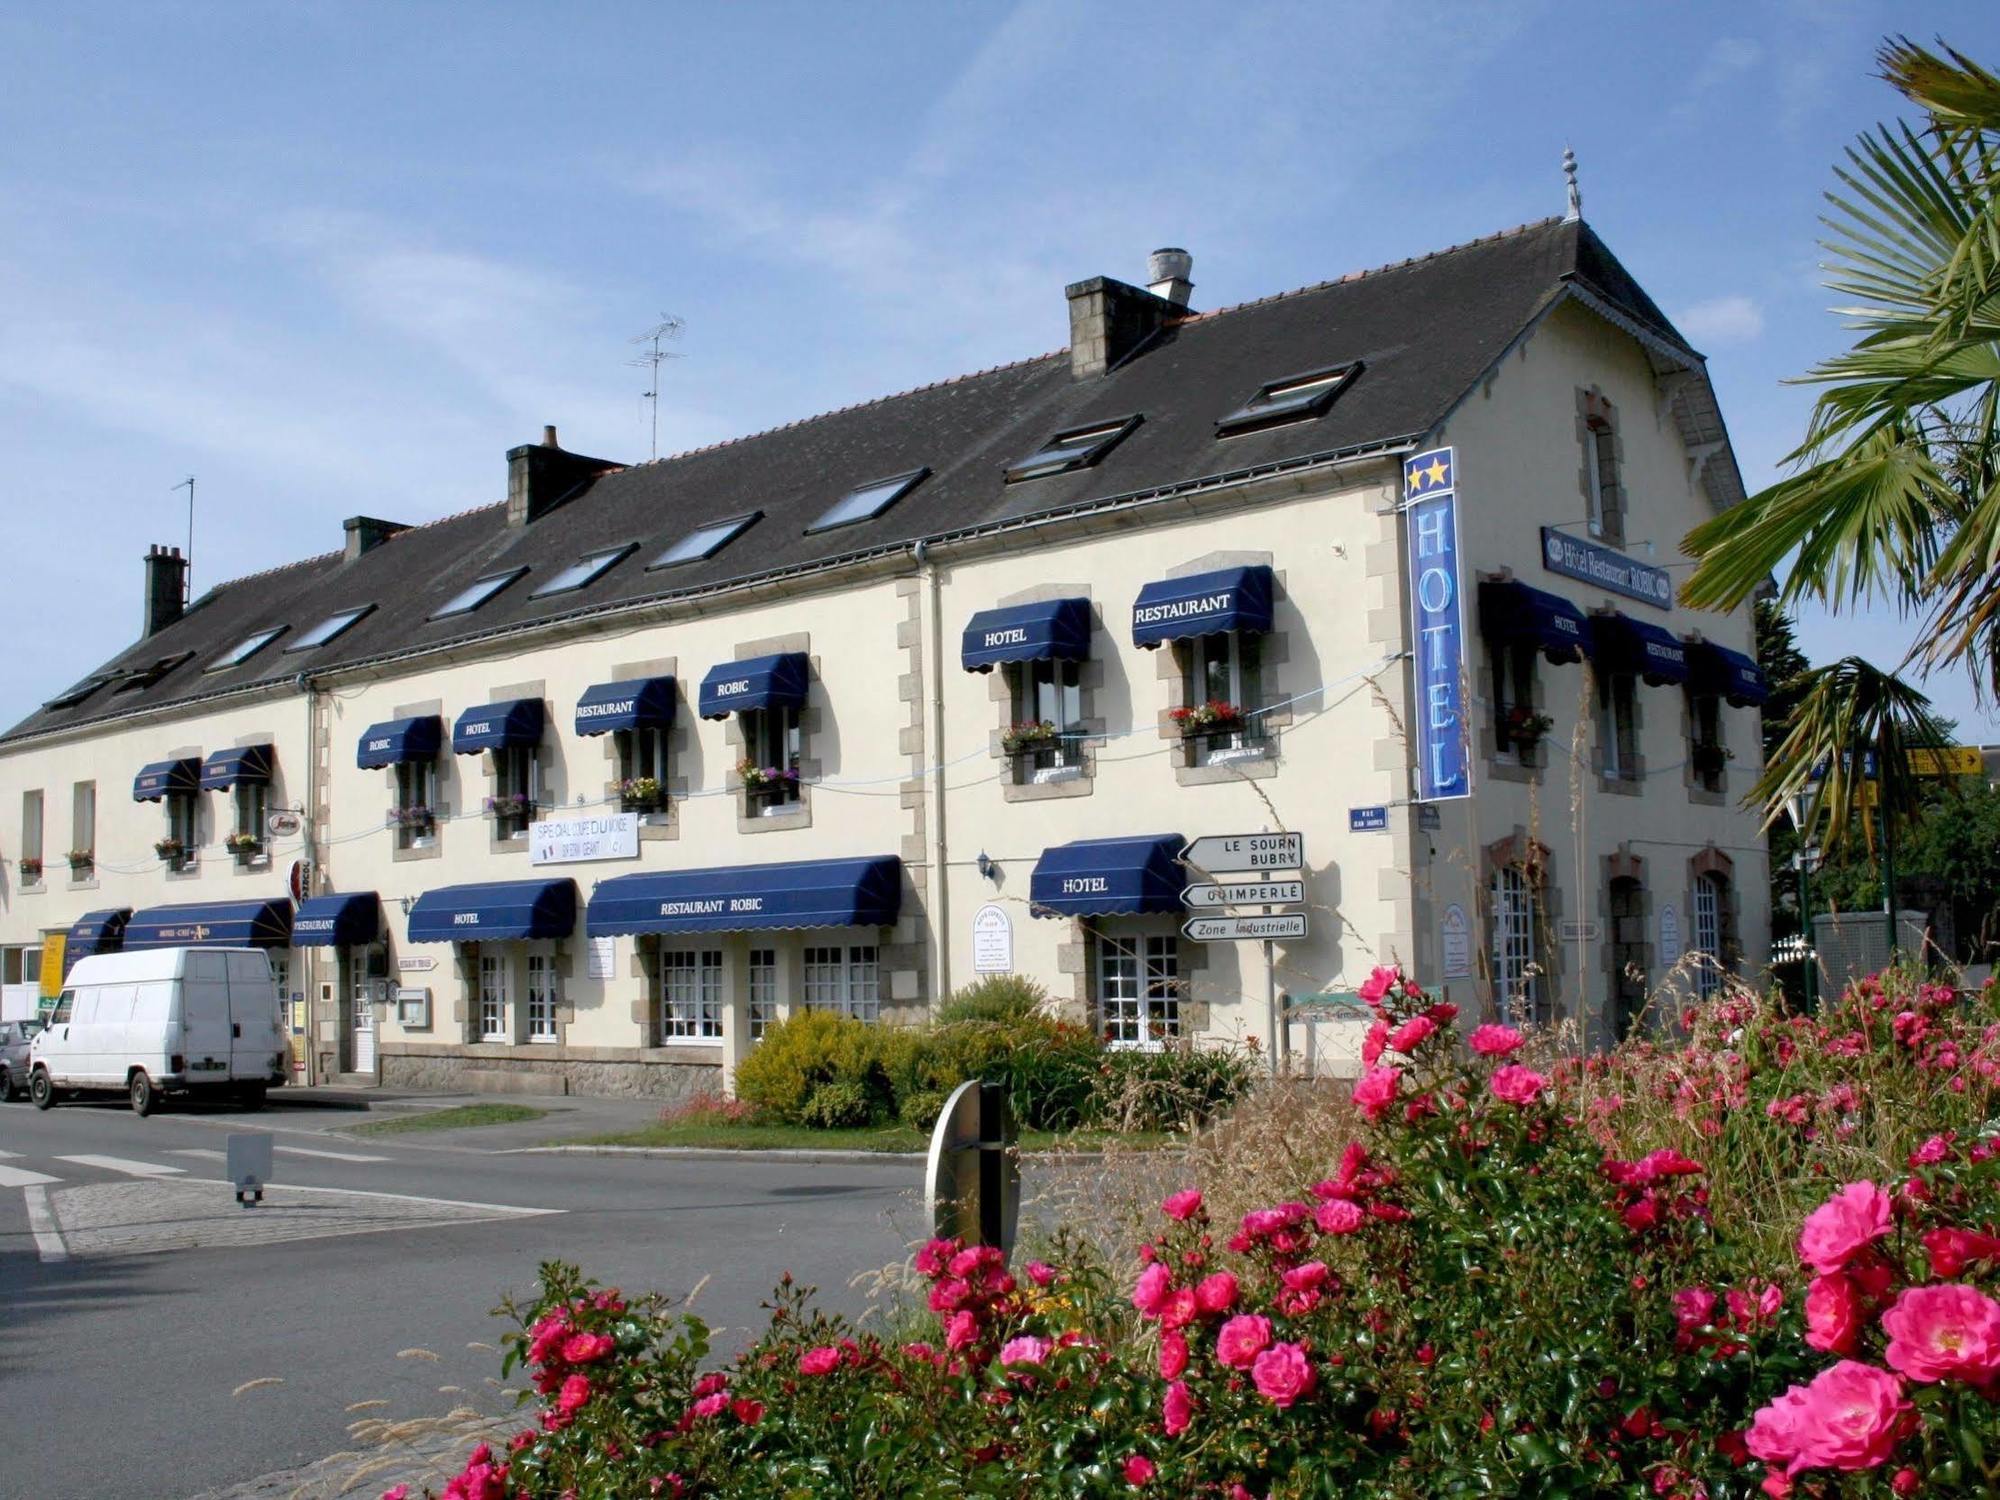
[0,1090,923,1499]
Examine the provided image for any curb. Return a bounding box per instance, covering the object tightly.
[504,1144,927,1163]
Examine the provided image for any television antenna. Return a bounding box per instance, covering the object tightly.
[173,475,195,601]
[627,314,685,461]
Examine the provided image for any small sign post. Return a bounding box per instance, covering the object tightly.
[227,1132,273,1208]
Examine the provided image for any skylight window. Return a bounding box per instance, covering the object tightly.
[1005,416,1141,483]
[206,627,288,672]
[113,652,195,693]
[284,604,376,653]
[44,675,111,710]
[1215,363,1359,436]
[431,567,528,620]
[531,543,638,599]
[806,469,929,534]
[648,512,763,570]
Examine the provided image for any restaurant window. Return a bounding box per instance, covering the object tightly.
[1008,659,1083,781]
[71,781,95,873]
[748,948,777,1042]
[1489,864,1545,1027]
[1490,640,1541,759]
[1689,692,1726,793]
[394,759,438,848]
[1179,631,1264,766]
[616,727,669,814]
[661,949,724,1040]
[740,707,801,816]
[803,945,878,1022]
[526,953,559,1041]
[1597,670,1638,781]
[20,789,43,883]
[1693,872,1728,1000]
[1097,933,1179,1049]
[232,781,270,857]
[478,955,511,1042]
[164,792,198,872]
[492,745,539,839]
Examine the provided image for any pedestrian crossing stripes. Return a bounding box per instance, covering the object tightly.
[0,1163,61,1188]
[55,1154,186,1178]
[168,1144,391,1165]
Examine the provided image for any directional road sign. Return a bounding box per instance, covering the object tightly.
[1182,913,1309,942]
[1181,832,1304,875]
[1183,879,1306,910]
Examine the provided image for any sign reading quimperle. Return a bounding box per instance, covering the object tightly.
[1540,527,1673,609]
[1404,447,1471,801]
[529,812,640,866]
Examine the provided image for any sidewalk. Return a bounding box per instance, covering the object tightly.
[291,1084,680,1151]
[187,1413,511,1500]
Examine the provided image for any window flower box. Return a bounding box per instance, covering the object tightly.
[617,776,665,812]
[1000,720,1060,756]
[224,832,263,856]
[737,760,801,815]
[482,793,535,818]
[1502,706,1554,755]
[18,857,42,881]
[1691,741,1733,785]
[386,805,435,831]
[154,837,189,869]
[1170,700,1248,735]
[66,850,93,875]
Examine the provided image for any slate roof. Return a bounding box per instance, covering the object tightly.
[3,217,1714,745]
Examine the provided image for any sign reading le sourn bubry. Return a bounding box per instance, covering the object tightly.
[1182,833,1304,874]
[1540,526,1673,609]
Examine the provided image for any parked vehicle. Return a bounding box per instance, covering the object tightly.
[0,1017,43,1100]
[30,947,289,1115]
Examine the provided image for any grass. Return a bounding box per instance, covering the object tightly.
[350,1102,549,1136]
[568,1119,1172,1154]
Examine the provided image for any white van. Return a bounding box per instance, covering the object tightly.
[30,947,289,1115]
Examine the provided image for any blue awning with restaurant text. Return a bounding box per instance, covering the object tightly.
[588,856,902,937]
[452,699,546,755]
[199,743,274,791]
[407,879,577,943]
[1589,614,1689,686]
[125,898,294,950]
[1131,566,1274,648]
[697,653,810,720]
[357,715,442,769]
[574,677,677,737]
[961,598,1092,671]
[1029,834,1187,918]
[291,892,381,948]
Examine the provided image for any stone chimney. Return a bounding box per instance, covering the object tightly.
[505,424,620,527]
[1065,254,1193,380]
[142,544,187,638]
[343,516,410,562]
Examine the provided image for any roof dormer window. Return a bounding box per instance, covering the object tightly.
[206,627,287,672]
[531,543,638,599]
[285,604,376,652]
[806,469,929,534]
[431,567,528,620]
[1005,416,1141,483]
[1215,363,1359,436]
[649,512,763,570]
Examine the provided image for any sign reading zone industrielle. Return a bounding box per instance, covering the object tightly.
[1182,913,1308,942]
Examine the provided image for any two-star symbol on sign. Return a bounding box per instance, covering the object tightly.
[1407,455,1451,493]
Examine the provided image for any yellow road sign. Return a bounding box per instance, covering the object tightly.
[38,935,65,998]
[1909,747,1983,777]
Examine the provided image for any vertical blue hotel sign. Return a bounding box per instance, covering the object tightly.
[1403,446,1471,801]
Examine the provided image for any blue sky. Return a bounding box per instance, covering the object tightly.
[3,1,1997,735]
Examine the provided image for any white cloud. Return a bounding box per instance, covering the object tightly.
[1670,36,1764,124]
[1677,294,1766,346]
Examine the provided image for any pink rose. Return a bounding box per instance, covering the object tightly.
[1163,1379,1192,1436]
[1795,1361,1909,1472]
[1216,1314,1273,1369]
[1194,1271,1239,1315]
[1162,1188,1204,1221]
[1131,1261,1173,1318]
[1351,1066,1402,1123]
[689,1391,729,1420]
[1488,1065,1547,1106]
[1361,1020,1389,1067]
[799,1345,843,1376]
[1250,1341,1317,1408]
[944,1310,979,1351]
[1357,965,1400,1004]
[731,1397,765,1425]
[1158,1329,1188,1379]
[559,1332,615,1365]
[1316,1199,1365,1235]
[1388,1015,1436,1053]
[1805,1273,1864,1356]
[555,1373,592,1416]
[999,1335,1052,1369]
[1882,1283,2000,1384]
[381,1489,410,1500]
[1282,1261,1330,1294]
[1026,1260,1057,1286]
[1923,1226,2000,1277]
[1798,1182,1894,1275]
[1467,1023,1525,1057]
[1123,1453,1156,1486]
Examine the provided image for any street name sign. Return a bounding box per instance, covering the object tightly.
[1348,806,1388,832]
[1183,879,1306,910]
[1182,832,1303,874]
[1182,913,1309,942]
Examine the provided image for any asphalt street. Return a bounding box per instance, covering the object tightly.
[0,1089,925,1500]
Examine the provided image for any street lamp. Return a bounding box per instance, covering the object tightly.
[1782,790,1821,1010]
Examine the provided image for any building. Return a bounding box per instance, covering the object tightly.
[0,210,1770,1095]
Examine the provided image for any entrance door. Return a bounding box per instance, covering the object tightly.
[1609,876,1646,1040]
[352,956,376,1073]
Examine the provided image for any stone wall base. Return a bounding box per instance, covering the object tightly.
[378,1051,720,1101]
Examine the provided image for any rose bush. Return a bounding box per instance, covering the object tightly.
[403,965,2000,1497]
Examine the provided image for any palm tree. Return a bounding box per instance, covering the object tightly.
[1681,38,1996,854]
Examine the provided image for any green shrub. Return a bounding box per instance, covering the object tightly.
[897,1087,948,1132]
[1087,1043,1258,1131]
[799,1080,874,1129]
[734,1009,893,1123]
[935,973,1049,1025]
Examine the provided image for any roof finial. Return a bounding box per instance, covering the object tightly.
[1562,144,1582,223]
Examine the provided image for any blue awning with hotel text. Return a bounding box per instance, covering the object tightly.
[1029,835,1186,918]
[961,598,1092,671]
[133,758,200,802]
[587,856,902,937]
[452,699,546,755]
[199,743,274,790]
[1478,580,1591,665]
[407,880,577,943]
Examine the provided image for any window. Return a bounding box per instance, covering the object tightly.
[393,759,437,848]
[1694,873,1726,1000]
[1215,363,1359,436]
[1598,671,1638,780]
[71,781,95,869]
[661,949,723,1040]
[45,675,110,710]
[527,954,559,1041]
[616,727,669,811]
[1181,632,1264,765]
[1010,659,1084,779]
[1585,419,1616,539]
[50,988,72,1025]
[21,789,42,879]
[1491,641,1540,757]
[1006,416,1141,483]
[112,652,196,694]
[1609,875,1646,1040]
[531,544,638,599]
[207,627,287,671]
[748,948,777,1043]
[648,512,762,569]
[493,745,539,838]
[741,707,802,814]
[1097,933,1179,1048]
[1490,865,1544,1026]
[803,945,879,1022]
[432,568,528,620]
[479,955,511,1041]
[1690,692,1725,792]
[165,792,198,870]
[807,470,928,533]
[232,782,269,852]
[285,605,376,652]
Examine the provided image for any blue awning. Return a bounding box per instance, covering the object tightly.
[587,855,902,937]
[133,758,200,802]
[1589,614,1689,686]
[66,908,131,960]
[357,715,443,769]
[1688,641,1768,707]
[1478,580,1591,665]
[1030,834,1187,918]
[407,879,577,943]
[1131,566,1275,648]
[575,677,677,737]
[199,743,274,791]
[697,653,810,720]
[126,898,294,950]
[291,892,381,948]
[961,598,1092,672]
[452,698,546,755]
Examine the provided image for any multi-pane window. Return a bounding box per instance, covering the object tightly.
[479,955,511,1041]
[1182,632,1263,764]
[743,708,802,812]
[1097,934,1180,1048]
[748,948,777,1042]
[233,781,269,844]
[1694,873,1725,1000]
[1598,671,1638,780]
[1490,865,1544,1026]
[1491,642,1539,757]
[1011,659,1083,777]
[803,945,879,1022]
[394,759,437,848]
[21,789,43,880]
[1585,420,1616,538]
[495,745,539,837]
[616,727,668,811]
[71,781,95,869]
[661,949,723,1040]
[527,954,559,1040]
[165,792,198,869]
[1690,692,1725,793]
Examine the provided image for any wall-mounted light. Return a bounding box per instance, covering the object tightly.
[976,851,997,882]
[398,895,417,916]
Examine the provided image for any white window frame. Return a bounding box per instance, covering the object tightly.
[1585,418,1615,540]
[1598,671,1637,781]
[394,759,438,848]
[478,954,511,1042]
[1097,932,1179,1050]
[72,781,95,867]
[1183,632,1265,765]
[748,947,777,1042]
[233,781,270,844]
[495,745,540,837]
[21,789,43,878]
[526,952,559,1041]
[743,707,802,813]
[1490,865,1542,1026]
[660,948,724,1041]
[1694,873,1724,1000]
[802,944,879,1022]
[166,792,198,869]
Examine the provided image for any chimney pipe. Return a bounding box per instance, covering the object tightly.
[543,425,559,448]
[1147,247,1194,307]
[506,425,620,527]
[142,544,187,638]
[343,516,410,562]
